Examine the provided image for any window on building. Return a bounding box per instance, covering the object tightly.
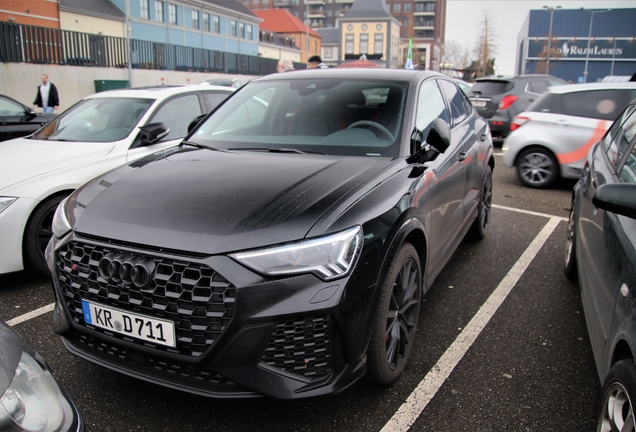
[404,2,411,12]
[393,3,401,12]
[169,4,177,24]
[374,33,383,54]
[203,13,210,31]
[239,22,244,38]
[247,24,252,40]
[192,10,200,29]
[140,0,149,19]
[213,15,220,33]
[345,33,354,54]
[155,1,164,21]
[426,1,435,12]
[360,33,368,54]
[325,47,333,58]
[230,20,237,37]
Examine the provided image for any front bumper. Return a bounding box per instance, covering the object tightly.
[49,233,375,399]
[0,197,37,274]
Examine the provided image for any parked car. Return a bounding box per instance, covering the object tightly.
[0,320,85,431]
[0,85,234,276]
[467,74,567,139]
[0,94,57,142]
[564,98,636,430]
[47,69,494,399]
[503,82,636,188]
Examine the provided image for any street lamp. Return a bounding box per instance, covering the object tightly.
[542,5,561,73]
[583,8,610,83]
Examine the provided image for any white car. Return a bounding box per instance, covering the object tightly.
[0,85,233,275]
[502,82,636,188]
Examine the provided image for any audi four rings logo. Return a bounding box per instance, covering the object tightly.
[98,253,156,288]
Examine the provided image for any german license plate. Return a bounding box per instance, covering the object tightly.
[81,300,176,348]
[472,100,487,108]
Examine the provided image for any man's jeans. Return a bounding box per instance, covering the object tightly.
[43,106,54,114]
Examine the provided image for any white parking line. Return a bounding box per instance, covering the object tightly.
[493,204,568,222]
[6,303,55,327]
[381,216,562,432]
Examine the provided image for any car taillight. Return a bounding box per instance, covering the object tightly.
[498,95,518,110]
[510,116,529,131]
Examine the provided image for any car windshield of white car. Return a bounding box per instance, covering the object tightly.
[189,79,408,157]
[33,97,154,142]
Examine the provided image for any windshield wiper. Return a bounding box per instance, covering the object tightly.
[181,140,223,151]
[229,147,327,155]
[49,138,76,142]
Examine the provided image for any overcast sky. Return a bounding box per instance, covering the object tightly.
[445,0,635,75]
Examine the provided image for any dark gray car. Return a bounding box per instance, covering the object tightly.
[0,321,85,431]
[564,99,636,430]
[467,74,567,139]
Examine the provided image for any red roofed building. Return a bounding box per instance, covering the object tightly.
[254,9,321,63]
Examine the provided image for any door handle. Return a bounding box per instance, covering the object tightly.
[458,152,468,161]
[480,133,488,141]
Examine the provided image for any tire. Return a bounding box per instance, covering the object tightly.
[597,360,636,432]
[466,164,493,241]
[516,147,559,189]
[23,194,66,275]
[367,243,422,385]
[564,200,579,283]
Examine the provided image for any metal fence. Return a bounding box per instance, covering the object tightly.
[0,22,303,75]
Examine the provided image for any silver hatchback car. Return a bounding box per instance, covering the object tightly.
[503,82,636,188]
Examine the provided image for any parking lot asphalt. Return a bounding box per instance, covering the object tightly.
[0,153,599,431]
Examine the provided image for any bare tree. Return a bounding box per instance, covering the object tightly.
[534,36,562,74]
[473,9,497,78]
[442,39,472,71]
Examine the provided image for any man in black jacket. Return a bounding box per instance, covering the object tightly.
[33,74,59,114]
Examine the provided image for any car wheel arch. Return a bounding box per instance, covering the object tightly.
[513,144,557,167]
[610,339,635,376]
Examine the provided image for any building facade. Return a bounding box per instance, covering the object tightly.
[517,8,636,83]
[254,9,320,63]
[0,0,60,28]
[59,0,126,38]
[110,0,261,56]
[243,0,445,70]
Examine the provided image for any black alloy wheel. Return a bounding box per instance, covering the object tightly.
[564,200,579,283]
[598,360,636,432]
[517,147,559,188]
[467,165,492,241]
[367,243,422,385]
[23,194,66,275]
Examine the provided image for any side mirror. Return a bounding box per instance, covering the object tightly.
[26,108,37,118]
[187,114,207,134]
[132,122,169,148]
[592,184,636,219]
[426,118,451,154]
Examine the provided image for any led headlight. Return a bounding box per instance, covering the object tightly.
[231,226,363,281]
[0,197,17,215]
[51,197,72,239]
[0,351,65,432]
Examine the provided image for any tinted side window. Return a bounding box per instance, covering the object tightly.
[415,80,449,141]
[607,105,636,170]
[439,80,468,125]
[554,90,627,121]
[204,91,231,111]
[527,80,547,94]
[526,92,555,113]
[619,140,636,184]
[151,94,203,141]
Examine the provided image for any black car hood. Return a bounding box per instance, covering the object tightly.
[0,321,24,395]
[73,148,393,255]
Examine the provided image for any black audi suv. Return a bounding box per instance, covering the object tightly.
[47,69,494,399]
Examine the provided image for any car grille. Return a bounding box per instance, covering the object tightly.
[262,316,332,378]
[56,242,236,358]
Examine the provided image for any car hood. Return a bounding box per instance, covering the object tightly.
[72,148,394,255]
[0,138,115,191]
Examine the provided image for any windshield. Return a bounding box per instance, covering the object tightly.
[189,78,408,157]
[34,97,154,142]
[469,81,513,95]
